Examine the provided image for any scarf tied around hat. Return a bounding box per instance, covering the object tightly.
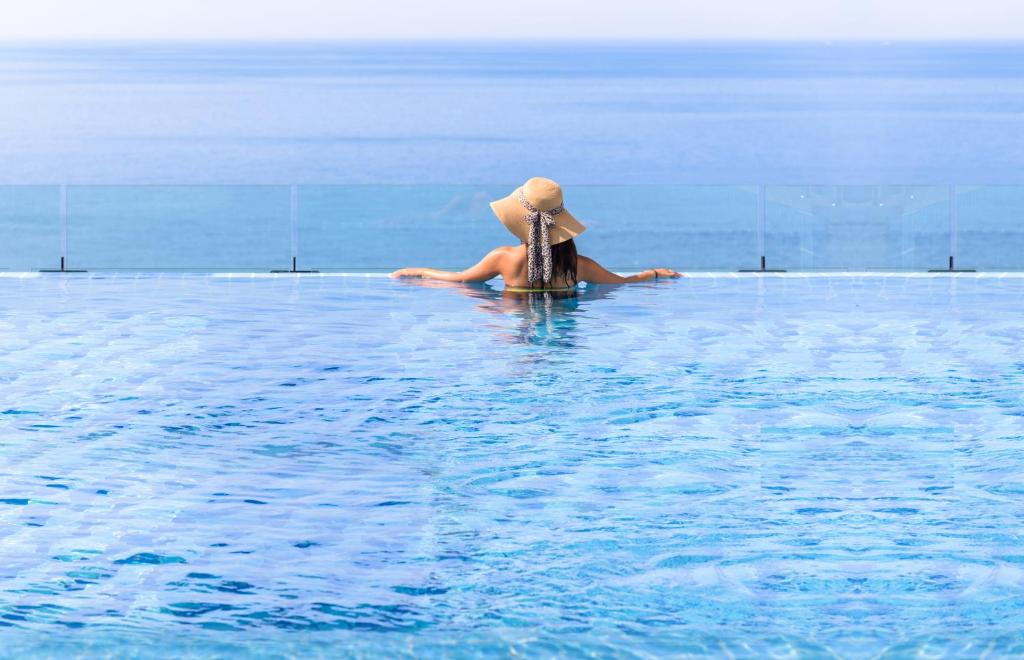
[517,188,565,284]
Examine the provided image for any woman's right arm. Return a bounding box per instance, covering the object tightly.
[391,247,508,282]
[577,255,680,284]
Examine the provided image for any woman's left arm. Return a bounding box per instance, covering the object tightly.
[391,248,506,283]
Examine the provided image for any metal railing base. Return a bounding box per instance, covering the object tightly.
[271,257,319,273]
[740,256,786,272]
[39,257,86,273]
[930,257,975,272]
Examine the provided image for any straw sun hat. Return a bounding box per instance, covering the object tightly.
[489,177,586,283]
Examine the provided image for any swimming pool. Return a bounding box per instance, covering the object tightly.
[3,273,1024,658]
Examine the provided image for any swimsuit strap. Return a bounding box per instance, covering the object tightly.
[504,284,576,293]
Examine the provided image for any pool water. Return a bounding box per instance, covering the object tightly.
[3,273,1024,658]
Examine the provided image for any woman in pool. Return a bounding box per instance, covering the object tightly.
[391,177,680,291]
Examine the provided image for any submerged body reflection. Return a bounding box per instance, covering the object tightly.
[480,284,583,348]
[396,278,629,348]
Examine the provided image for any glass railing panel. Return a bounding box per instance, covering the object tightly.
[0,185,60,271]
[297,185,760,271]
[956,186,1024,270]
[567,186,760,270]
[765,186,950,270]
[10,183,1023,272]
[297,185,514,271]
[67,186,291,270]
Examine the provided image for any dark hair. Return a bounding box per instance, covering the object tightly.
[536,238,578,287]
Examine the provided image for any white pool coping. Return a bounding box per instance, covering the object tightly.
[5,271,1024,279]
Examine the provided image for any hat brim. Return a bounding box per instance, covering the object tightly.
[489,189,586,245]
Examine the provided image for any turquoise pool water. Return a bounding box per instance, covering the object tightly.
[3,274,1024,658]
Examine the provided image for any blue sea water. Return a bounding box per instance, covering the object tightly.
[4,273,1024,658]
[1,41,1024,184]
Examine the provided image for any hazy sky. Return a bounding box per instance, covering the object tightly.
[3,0,1024,41]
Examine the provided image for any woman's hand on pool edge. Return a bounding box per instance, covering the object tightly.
[648,268,682,280]
[391,268,425,278]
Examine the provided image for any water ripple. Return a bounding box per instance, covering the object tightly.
[2,275,1024,657]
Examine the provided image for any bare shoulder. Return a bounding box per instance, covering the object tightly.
[576,254,600,272]
[492,244,525,262]
[575,254,627,284]
[493,245,521,255]
[575,254,597,277]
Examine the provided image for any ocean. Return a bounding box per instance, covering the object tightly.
[2,41,1024,185]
